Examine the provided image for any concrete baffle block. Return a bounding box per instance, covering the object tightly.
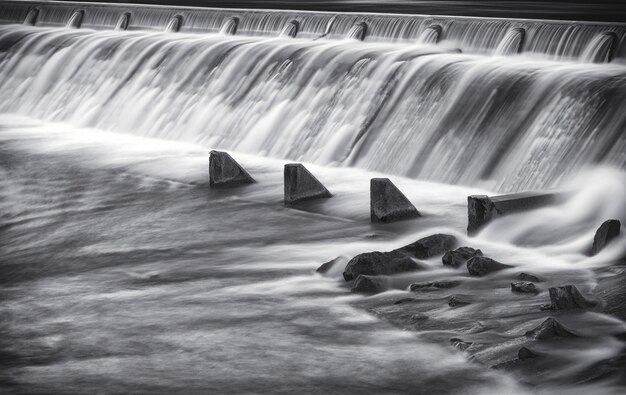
[467,191,559,235]
[284,164,331,206]
[370,178,420,223]
[209,150,255,188]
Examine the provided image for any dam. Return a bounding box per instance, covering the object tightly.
[1,1,626,394]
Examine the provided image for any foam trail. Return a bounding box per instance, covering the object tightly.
[479,167,626,265]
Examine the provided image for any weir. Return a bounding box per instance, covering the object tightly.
[0,1,625,194]
[1,1,625,60]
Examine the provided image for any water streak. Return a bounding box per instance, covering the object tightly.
[0,25,624,192]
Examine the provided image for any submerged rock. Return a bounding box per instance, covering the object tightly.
[591,219,621,255]
[442,246,483,268]
[343,251,419,281]
[450,338,473,351]
[545,285,596,310]
[466,256,512,276]
[448,294,473,307]
[593,267,626,321]
[396,234,457,259]
[351,275,389,294]
[511,281,539,294]
[393,297,417,305]
[316,257,344,274]
[515,272,544,282]
[525,317,577,340]
[409,280,461,292]
[407,313,429,324]
[518,347,542,361]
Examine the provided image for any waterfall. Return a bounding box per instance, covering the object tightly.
[1,5,625,193]
[418,25,442,45]
[66,10,84,29]
[280,20,300,39]
[580,32,618,63]
[23,8,39,26]
[165,15,182,33]
[495,27,525,55]
[347,22,367,41]
[115,12,131,31]
[220,17,239,35]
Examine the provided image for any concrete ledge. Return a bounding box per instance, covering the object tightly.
[209,150,255,188]
[468,191,560,235]
[284,164,331,206]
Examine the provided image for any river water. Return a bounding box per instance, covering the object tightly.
[1,8,626,394]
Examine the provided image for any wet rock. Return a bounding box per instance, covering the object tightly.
[575,348,626,385]
[466,256,512,276]
[442,246,483,268]
[351,275,389,294]
[518,347,542,361]
[450,338,473,351]
[393,298,417,305]
[316,257,342,274]
[515,272,544,282]
[343,251,420,281]
[408,313,429,324]
[525,317,577,340]
[591,219,621,255]
[593,267,626,321]
[545,285,596,310]
[409,280,461,292]
[448,294,473,307]
[396,234,457,259]
[511,281,539,294]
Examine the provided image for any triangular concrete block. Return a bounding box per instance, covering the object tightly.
[370,178,420,223]
[209,150,255,188]
[284,164,331,206]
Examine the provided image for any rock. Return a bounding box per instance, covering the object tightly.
[316,258,340,274]
[284,163,331,206]
[409,280,461,292]
[396,234,457,259]
[593,267,626,321]
[448,294,473,307]
[525,317,577,340]
[370,178,421,223]
[518,347,542,361]
[591,219,621,255]
[393,298,417,305]
[515,272,544,282]
[442,247,483,268]
[342,251,420,281]
[511,281,539,294]
[466,256,512,276]
[408,313,429,324]
[545,285,596,310]
[450,338,473,351]
[351,275,389,294]
[209,150,255,188]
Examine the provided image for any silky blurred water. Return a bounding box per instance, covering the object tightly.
[1,116,625,394]
[1,4,626,393]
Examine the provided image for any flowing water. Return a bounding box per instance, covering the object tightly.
[1,2,626,394]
